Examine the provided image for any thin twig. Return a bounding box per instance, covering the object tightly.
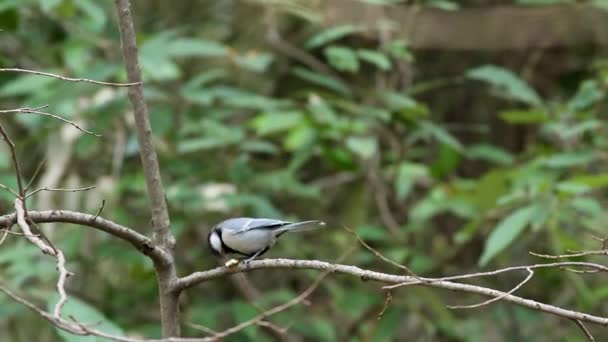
[207,269,329,341]
[0,183,21,197]
[92,200,106,222]
[0,68,141,87]
[0,124,24,198]
[15,198,70,318]
[377,291,392,319]
[25,186,96,199]
[24,158,47,192]
[0,228,9,246]
[448,268,534,309]
[530,251,608,259]
[343,224,421,280]
[382,261,608,290]
[186,322,218,336]
[0,107,101,137]
[572,319,595,342]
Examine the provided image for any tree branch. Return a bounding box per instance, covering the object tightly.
[172,259,608,327]
[0,210,171,265]
[0,68,141,87]
[114,0,178,337]
[114,0,173,251]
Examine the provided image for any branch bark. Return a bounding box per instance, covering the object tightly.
[172,259,608,327]
[114,0,179,337]
[0,210,171,264]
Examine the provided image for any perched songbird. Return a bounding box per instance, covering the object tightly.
[207,218,326,263]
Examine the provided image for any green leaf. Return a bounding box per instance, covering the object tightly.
[395,163,428,200]
[567,80,604,112]
[291,67,351,96]
[467,65,543,106]
[555,181,590,194]
[500,109,548,124]
[324,45,359,73]
[571,198,603,217]
[479,204,541,266]
[307,94,338,125]
[306,24,360,49]
[419,121,464,152]
[467,144,515,165]
[250,111,304,136]
[48,294,125,341]
[357,49,392,70]
[346,136,378,159]
[566,173,608,189]
[543,152,596,168]
[0,74,57,96]
[383,39,413,61]
[284,124,317,151]
[233,52,274,72]
[167,38,227,57]
[75,0,106,32]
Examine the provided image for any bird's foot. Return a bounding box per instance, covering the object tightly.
[224,259,239,268]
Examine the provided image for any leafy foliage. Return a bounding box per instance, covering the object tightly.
[0,0,607,341]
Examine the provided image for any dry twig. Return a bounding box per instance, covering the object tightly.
[0,67,141,87]
[0,106,101,137]
[448,268,534,309]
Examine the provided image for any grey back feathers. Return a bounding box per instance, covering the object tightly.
[208,217,326,260]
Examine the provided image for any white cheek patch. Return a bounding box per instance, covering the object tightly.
[209,233,223,254]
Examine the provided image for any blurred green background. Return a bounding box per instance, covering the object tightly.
[1,0,608,341]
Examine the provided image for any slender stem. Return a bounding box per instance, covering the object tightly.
[114,0,178,337]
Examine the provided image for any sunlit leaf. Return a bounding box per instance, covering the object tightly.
[48,294,125,341]
[467,65,543,106]
[500,109,548,124]
[291,67,351,96]
[167,38,227,57]
[467,144,515,165]
[567,80,604,112]
[395,162,428,200]
[306,24,360,49]
[346,136,378,159]
[251,111,304,136]
[324,45,359,73]
[357,49,392,70]
[479,204,543,266]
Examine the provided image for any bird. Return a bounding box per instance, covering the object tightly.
[207,217,326,264]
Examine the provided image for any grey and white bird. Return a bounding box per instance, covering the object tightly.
[207,218,326,263]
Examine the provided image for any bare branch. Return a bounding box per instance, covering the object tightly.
[448,268,534,309]
[0,183,21,198]
[530,250,608,259]
[26,186,96,199]
[0,106,101,137]
[15,198,70,318]
[573,319,595,342]
[0,124,24,198]
[24,158,47,192]
[0,68,141,87]
[204,269,330,341]
[173,259,608,326]
[383,261,608,290]
[0,209,171,265]
[115,0,178,336]
[343,224,421,279]
[377,291,392,320]
[0,228,9,246]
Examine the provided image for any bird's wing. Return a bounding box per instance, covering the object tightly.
[222,218,291,234]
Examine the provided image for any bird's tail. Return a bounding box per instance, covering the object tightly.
[277,220,326,233]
